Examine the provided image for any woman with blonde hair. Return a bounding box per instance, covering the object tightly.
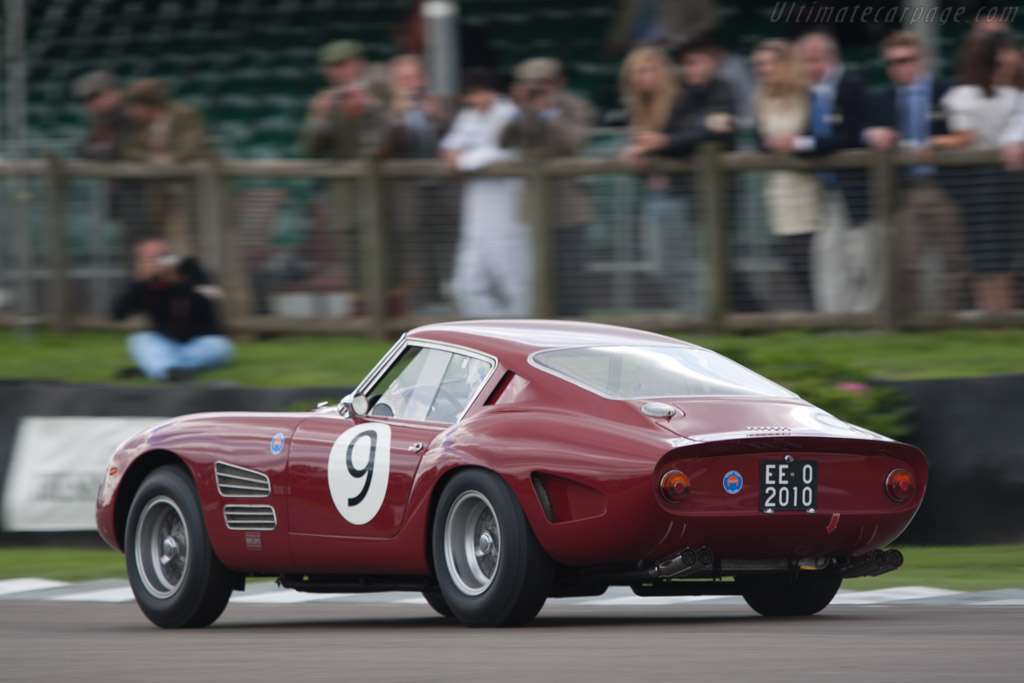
[752,39,819,309]
[619,46,680,155]
[617,46,693,311]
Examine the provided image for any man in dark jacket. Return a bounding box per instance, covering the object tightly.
[765,31,868,224]
[113,239,233,381]
[632,38,736,159]
[379,54,455,312]
[863,31,962,312]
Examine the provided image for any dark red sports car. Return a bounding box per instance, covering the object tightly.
[96,320,927,628]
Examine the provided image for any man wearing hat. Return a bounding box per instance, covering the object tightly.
[71,70,145,241]
[122,78,210,164]
[302,39,383,159]
[501,57,595,315]
[121,78,210,256]
[71,70,134,161]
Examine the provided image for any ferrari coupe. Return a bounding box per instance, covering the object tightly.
[96,320,927,628]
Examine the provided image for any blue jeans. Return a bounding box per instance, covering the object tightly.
[127,331,234,380]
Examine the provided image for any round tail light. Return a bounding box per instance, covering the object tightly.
[661,470,691,503]
[886,468,916,502]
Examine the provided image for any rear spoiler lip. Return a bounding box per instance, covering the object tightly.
[666,433,927,469]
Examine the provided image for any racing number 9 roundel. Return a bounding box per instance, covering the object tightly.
[327,424,392,525]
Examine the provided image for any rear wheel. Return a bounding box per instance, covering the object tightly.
[432,469,554,627]
[738,571,842,617]
[125,466,237,628]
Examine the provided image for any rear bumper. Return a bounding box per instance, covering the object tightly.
[647,508,919,560]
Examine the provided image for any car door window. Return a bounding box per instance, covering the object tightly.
[367,346,492,424]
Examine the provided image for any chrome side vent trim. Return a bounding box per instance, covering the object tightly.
[215,461,271,498]
[224,504,277,531]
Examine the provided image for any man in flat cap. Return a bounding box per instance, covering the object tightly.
[122,78,210,164]
[121,78,210,256]
[501,57,595,315]
[301,39,383,159]
[71,70,146,243]
[71,70,134,161]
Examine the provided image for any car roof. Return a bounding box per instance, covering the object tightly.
[407,320,700,362]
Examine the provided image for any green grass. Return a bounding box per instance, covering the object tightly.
[1,328,1022,387]
[688,329,1024,381]
[0,330,393,387]
[849,545,1024,591]
[1,545,1021,591]
[0,547,126,582]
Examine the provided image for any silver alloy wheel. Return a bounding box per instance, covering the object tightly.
[443,490,501,596]
[134,495,190,599]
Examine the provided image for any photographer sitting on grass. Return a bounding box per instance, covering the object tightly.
[112,239,233,381]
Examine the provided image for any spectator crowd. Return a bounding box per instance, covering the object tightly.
[69,14,1024,378]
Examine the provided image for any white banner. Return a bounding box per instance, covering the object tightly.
[2,417,166,532]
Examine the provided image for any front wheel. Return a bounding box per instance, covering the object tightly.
[125,466,237,628]
[432,469,554,627]
[738,571,842,617]
[422,588,454,618]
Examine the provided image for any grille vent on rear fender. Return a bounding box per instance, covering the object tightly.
[223,504,277,531]
[531,474,554,522]
[215,462,271,498]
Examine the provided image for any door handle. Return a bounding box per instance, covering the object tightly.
[407,442,424,452]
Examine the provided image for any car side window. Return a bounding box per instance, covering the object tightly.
[367,346,491,424]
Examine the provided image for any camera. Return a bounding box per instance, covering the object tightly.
[156,253,182,268]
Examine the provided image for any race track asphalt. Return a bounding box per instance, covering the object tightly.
[2,600,1022,683]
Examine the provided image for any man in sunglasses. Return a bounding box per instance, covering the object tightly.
[863,31,962,313]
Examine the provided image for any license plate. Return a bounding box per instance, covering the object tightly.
[760,460,817,512]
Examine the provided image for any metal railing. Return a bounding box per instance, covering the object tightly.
[1,146,1022,337]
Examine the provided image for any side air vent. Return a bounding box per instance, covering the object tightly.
[215,462,271,498]
[531,474,554,523]
[224,505,277,531]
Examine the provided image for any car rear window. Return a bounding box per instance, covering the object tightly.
[531,345,796,400]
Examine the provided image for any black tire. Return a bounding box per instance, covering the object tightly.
[422,588,455,618]
[432,469,554,627]
[124,466,237,628]
[738,571,842,617]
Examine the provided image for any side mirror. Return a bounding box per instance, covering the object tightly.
[339,392,369,418]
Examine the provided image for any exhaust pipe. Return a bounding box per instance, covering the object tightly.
[840,548,905,579]
[650,546,715,579]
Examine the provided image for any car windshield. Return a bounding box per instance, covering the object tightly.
[531,345,796,400]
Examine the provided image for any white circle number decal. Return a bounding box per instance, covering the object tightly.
[327,424,391,525]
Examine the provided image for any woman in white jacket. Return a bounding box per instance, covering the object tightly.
[440,68,532,317]
[751,39,819,310]
[939,33,1023,311]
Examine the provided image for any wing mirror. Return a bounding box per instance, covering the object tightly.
[339,392,369,418]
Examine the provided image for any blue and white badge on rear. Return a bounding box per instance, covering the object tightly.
[723,470,743,494]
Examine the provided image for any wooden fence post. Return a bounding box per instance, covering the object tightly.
[697,143,728,332]
[870,148,899,330]
[44,153,70,333]
[529,159,554,319]
[197,158,252,328]
[361,159,387,338]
